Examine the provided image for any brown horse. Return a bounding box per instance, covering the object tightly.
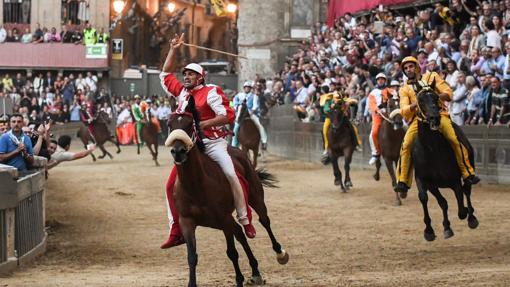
[137,110,160,166]
[165,96,288,287]
[237,100,261,168]
[327,101,356,192]
[373,96,406,205]
[77,110,121,161]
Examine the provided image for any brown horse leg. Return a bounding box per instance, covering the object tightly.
[154,143,160,166]
[384,158,401,206]
[180,217,198,287]
[98,145,108,159]
[222,224,245,287]
[331,156,346,192]
[344,149,353,189]
[374,157,381,181]
[251,197,288,264]
[147,143,158,166]
[231,219,263,285]
[109,137,121,154]
[252,146,259,169]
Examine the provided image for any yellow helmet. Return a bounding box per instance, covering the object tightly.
[401,56,421,77]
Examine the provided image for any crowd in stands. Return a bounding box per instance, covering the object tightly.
[0,21,109,45]
[265,0,510,127]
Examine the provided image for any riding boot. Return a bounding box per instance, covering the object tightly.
[161,167,185,249]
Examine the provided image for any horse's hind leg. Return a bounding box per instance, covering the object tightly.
[110,137,121,154]
[154,143,160,166]
[84,144,96,161]
[462,184,479,229]
[147,143,158,166]
[222,221,245,287]
[252,198,289,265]
[231,218,264,286]
[385,158,401,206]
[453,183,468,220]
[137,143,140,155]
[429,187,454,239]
[416,179,435,241]
[98,145,108,159]
[331,156,346,192]
[373,157,381,181]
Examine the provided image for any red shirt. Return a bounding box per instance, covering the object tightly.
[160,72,234,139]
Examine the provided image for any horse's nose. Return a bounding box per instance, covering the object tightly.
[171,145,187,156]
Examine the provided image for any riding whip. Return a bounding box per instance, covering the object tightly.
[182,43,248,59]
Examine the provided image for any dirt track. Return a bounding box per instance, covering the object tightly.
[2,144,510,287]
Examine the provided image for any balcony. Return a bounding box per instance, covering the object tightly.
[0,43,109,70]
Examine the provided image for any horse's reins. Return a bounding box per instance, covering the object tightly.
[377,110,394,124]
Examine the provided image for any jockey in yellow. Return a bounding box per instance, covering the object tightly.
[394,56,480,194]
[320,88,362,163]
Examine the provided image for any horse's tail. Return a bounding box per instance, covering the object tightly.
[256,169,279,188]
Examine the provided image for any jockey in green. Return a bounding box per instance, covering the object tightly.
[132,95,144,145]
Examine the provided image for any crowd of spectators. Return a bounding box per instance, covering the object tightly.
[264,0,510,127]
[0,21,109,45]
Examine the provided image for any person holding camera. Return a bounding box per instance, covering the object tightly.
[0,114,34,171]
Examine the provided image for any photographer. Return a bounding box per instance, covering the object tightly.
[0,114,34,172]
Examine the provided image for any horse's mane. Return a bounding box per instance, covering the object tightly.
[186,96,206,152]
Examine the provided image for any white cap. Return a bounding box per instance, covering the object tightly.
[390,80,400,86]
[376,73,387,80]
[183,63,204,76]
[243,81,253,88]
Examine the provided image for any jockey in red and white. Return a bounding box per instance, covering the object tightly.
[159,33,256,249]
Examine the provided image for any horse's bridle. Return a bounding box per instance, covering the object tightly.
[170,111,199,149]
[330,103,347,130]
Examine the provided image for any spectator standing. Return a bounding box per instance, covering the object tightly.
[488,76,510,126]
[450,72,467,125]
[0,114,34,172]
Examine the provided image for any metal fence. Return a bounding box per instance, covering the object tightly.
[0,209,6,263]
[15,191,44,257]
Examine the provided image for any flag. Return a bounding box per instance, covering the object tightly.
[211,0,227,17]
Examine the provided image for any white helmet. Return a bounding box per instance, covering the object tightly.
[390,80,400,87]
[376,73,387,80]
[243,81,253,88]
[183,63,204,76]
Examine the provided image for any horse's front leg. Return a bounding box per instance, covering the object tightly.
[331,156,346,192]
[416,178,435,241]
[223,218,246,287]
[385,158,401,206]
[429,187,454,239]
[343,148,353,189]
[181,217,198,287]
[373,157,381,181]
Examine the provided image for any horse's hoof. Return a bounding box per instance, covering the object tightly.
[424,231,436,242]
[468,217,479,229]
[444,228,454,239]
[345,181,353,188]
[155,162,160,167]
[393,200,402,207]
[117,150,121,154]
[334,179,341,186]
[341,187,347,193]
[373,174,380,181]
[276,249,289,265]
[458,208,468,220]
[399,192,408,199]
[247,275,265,285]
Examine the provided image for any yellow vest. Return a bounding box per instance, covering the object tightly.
[84,28,97,45]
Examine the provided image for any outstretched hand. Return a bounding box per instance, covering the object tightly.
[170,33,185,48]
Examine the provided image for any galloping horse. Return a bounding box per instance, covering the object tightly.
[137,110,160,166]
[327,100,356,192]
[373,95,406,205]
[412,86,479,241]
[237,100,261,168]
[164,96,288,287]
[77,110,121,161]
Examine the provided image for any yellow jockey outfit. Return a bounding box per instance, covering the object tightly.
[320,90,362,163]
[394,56,479,193]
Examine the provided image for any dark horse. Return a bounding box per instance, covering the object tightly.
[412,87,479,241]
[77,110,121,161]
[373,96,406,206]
[327,101,356,192]
[237,100,261,168]
[165,97,289,287]
[137,111,160,166]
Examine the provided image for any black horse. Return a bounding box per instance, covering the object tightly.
[327,101,356,192]
[412,87,479,241]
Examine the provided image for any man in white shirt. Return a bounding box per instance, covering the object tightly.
[47,135,95,169]
[85,72,98,92]
[0,25,6,43]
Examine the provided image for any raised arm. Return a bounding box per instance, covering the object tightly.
[162,33,185,73]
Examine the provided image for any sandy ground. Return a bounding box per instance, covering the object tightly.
[1,144,510,287]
